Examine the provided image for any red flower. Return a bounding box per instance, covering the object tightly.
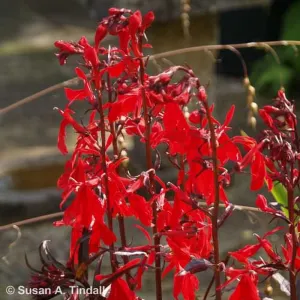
[229,273,259,300]
[128,194,153,226]
[173,272,199,300]
[64,68,96,106]
[233,137,272,190]
[95,24,108,50]
[107,278,137,300]
[256,194,287,220]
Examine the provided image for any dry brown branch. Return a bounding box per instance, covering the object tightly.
[0,203,263,232]
[0,40,299,116]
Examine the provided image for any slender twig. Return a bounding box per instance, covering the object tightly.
[106,72,131,285]
[139,34,162,300]
[97,90,116,272]
[203,275,215,300]
[202,99,221,300]
[1,41,300,116]
[0,77,81,114]
[150,40,300,60]
[0,203,264,232]
[288,174,297,300]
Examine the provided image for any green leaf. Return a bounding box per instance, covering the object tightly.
[239,129,288,215]
[270,181,289,217]
[282,1,300,40]
[251,62,293,93]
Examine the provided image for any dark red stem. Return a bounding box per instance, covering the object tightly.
[139,50,162,300]
[107,73,132,285]
[202,100,222,300]
[97,90,117,272]
[288,182,297,300]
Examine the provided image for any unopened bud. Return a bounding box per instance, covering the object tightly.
[183,19,190,28]
[197,87,207,102]
[248,115,257,129]
[183,4,191,12]
[248,85,255,97]
[276,115,285,123]
[120,149,127,157]
[264,284,273,296]
[243,77,250,87]
[181,12,189,20]
[250,102,258,114]
[247,95,253,106]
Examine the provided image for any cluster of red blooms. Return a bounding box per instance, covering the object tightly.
[28,7,300,300]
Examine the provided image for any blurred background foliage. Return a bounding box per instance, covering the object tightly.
[251,0,300,95]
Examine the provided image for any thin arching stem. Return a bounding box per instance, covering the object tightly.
[1,41,300,116]
[202,98,221,300]
[0,203,264,232]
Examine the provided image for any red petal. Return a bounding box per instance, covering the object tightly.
[189,111,200,124]
[107,61,125,78]
[129,194,152,226]
[229,243,261,262]
[64,87,87,102]
[107,278,136,300]
[174,273,199,300]
[118,30,130,54]
[95,24,107,49]
[142,11,155,31]
[58,119,68,154]
[259,109,274,129]
[255,194,277,214]
[108,93,139,122]
[229,274,259,300]
[250,153,265,190]
[224,105,235,127]
[129,10,142,36]
[84,45,99,68]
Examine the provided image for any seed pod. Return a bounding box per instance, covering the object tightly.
[248,115,257,129]
[181,0,190,39]
[264,283,273,296]
[250,102,258,114]
[247,95,253,106]
[120,149,127,157]
[248,85,255,97]
[243,76,250,87]
[181,12,189,20]
[183,3,191,12]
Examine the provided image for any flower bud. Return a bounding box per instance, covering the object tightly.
[247,95,253,106]
[121,149,127,157]
[95,24,108,49]
[243,77,250,87]
[142,11,155,31]
[250,102,258,114]
[197,87,207,102]
[189,111,200,124]
[248,85,255,97]
[264,284,273,296]
[248,115,257,129]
